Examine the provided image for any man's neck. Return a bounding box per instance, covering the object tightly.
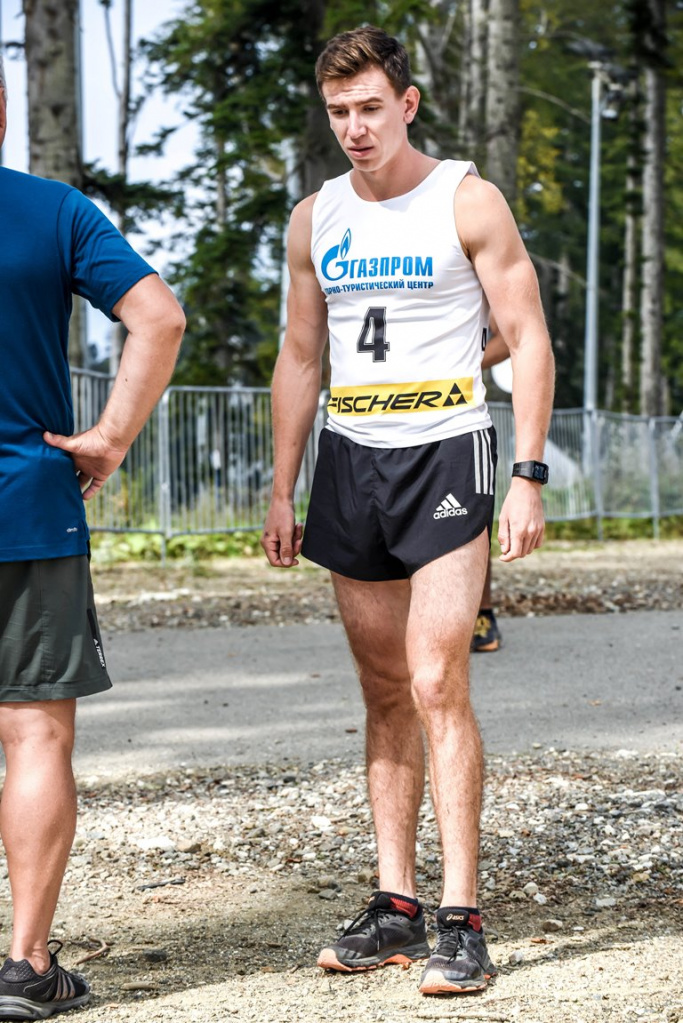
[350,148,440,202]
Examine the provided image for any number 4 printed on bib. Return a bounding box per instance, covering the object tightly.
[356,307,389,363]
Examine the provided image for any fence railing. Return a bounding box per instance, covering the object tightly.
[71,369,683,549]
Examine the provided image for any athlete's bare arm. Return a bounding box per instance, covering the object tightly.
[455,175,555,562]
[261,196,329,568]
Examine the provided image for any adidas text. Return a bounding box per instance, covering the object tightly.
[434,506,468,519]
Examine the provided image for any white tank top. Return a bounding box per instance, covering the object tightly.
[311,159,492,448]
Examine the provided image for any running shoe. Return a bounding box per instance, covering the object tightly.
[317,890,431,972]
[419,908,497,994]
[0,941,90,1019]
[472,609,501,653]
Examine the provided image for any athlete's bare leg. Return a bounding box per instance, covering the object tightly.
[332,574,424,898]
[407,531,490,906]
[0,699,77,974]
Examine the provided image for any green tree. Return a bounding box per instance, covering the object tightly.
[142,0,432,386]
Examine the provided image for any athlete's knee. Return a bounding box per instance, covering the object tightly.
[359,667,412,715]
[0,700,76,756]
[410,667,471,718]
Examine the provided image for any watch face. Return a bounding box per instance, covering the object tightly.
[532,464,548,482]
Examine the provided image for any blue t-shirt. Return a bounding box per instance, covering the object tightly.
[0,166,156,562]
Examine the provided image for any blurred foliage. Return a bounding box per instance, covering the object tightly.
[139,0,432,387]
[90,529,262,563]
[89,514,683,565]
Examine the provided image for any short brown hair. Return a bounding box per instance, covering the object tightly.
[315,26,411,97]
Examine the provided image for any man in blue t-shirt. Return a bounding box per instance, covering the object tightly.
[0,59,185,1018]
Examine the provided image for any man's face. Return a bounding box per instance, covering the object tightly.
[322,67,419,174]
[0,89,6,150]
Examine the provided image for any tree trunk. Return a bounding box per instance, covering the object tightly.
[457,0,471,148]
[107,0,134,375]
[621,140,639,412]
[414,4,459,159]
[118,0,132,196]
[23,0,85,366]
[465,0,488,164]
[638,0,666,417]
[292,0,349,199]
[24,0,82,185]
[297,93,348,198]
[485,0,519,202]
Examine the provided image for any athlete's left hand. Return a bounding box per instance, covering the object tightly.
[497,477,545,562]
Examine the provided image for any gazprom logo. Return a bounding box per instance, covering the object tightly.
[320,228,434,284]
[322,229,352,282]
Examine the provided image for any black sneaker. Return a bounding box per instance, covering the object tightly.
[318,890,431,972]
[472,610,501,653]
[419,908,497,994]
[0,941,90,1019]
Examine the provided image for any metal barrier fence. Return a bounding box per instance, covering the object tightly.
[71,369,683,548]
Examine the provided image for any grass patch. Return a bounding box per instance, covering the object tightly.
[89,515,683,565]
[544,515,683,541]
[90,530,261,565]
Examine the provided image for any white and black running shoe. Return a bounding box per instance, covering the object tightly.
[0,941,90,1019]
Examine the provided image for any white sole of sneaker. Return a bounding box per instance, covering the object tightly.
[419,969,492,994]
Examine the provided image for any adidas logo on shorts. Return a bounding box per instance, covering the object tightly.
[434,493,468,519]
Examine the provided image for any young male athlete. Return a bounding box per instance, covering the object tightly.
[261,26,554,996]
[0,59,184,1018]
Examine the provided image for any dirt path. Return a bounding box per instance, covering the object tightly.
[50,750,683,1023]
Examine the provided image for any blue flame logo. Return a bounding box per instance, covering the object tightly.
[321,229,352,281]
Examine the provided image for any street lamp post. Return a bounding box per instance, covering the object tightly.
[569,40,627,419]
[572,51,628,488]
[583,63,603,415]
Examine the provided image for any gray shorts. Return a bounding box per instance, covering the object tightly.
[0,555,112,703]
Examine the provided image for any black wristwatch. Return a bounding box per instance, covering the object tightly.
[512,460,549,485]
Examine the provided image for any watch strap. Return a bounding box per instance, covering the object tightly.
[512,460,549,485]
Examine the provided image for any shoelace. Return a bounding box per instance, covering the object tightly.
[341,902,389,950]
[433,924,465,960]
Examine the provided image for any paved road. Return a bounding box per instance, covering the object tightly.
[73,610,683,780]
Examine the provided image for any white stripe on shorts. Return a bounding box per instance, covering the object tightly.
[473,429,494,496]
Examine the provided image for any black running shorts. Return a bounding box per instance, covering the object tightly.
[0,555,112,702]
[301,427,497,581]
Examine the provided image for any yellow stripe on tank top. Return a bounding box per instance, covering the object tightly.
[327,378,475,416]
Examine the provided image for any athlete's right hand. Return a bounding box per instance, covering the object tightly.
[44,425,128,501]
[261,499,304,568]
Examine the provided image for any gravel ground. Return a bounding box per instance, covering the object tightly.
[1,539,681,1023]
[12,749,681,1023]
[91,538,683,631]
